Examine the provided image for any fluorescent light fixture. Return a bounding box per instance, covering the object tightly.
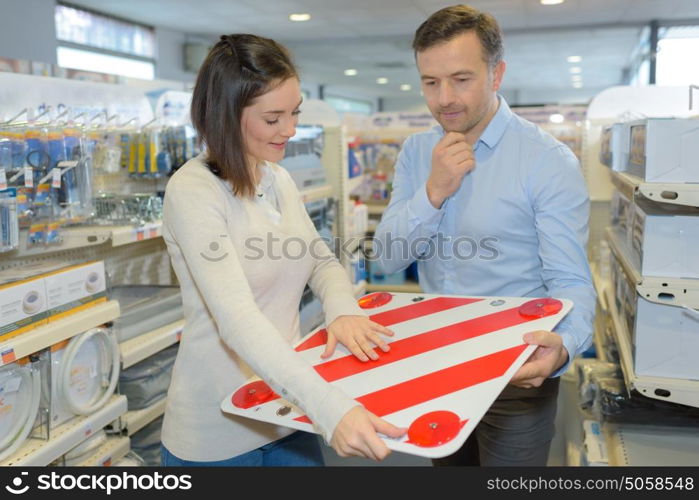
[572,82,583,88]
[400,84,411,91]
[289,13,311,22]
[540,0,565,5]
[57,46,154,80]
[377,77,388,84]
[567,55,582,63]
[569,66,582,74]
[344,69,358,76]
[571,75,583,82]
[549,113,565,124]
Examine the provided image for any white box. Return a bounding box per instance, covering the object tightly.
[610,190,631,236]
[600,122,630,172]
[626,117,699,182]
[582,420,609,466]
[633,294,699,380]
[0,275,48,343]
[44,261,107,321]
[628,200,699,279]
[611,252,699,381]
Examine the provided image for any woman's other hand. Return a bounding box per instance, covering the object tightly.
[330,406,406,461]
[323,315,394,362]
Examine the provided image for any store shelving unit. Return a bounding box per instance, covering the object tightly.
[604,422,699,466]
[76,436,131,467]
[14,226,111,256]
[0,300,120,366]
[117,398,166,437]
[300,184,333,204]
[611,170,699,209]
[366,281,422,293]
[0,394,127,466]
[110,221,163,247]
[347,173,366,194]
[118,318,184,369]
[9,222,164,259]
[605,227,699,312]
[602,233,699,409]
[367,203,387,216]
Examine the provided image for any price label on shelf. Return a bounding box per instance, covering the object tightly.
[0,347,16,367]
[51,168,62,188]
[24,167,33,188]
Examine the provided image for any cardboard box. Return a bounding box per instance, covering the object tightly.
[626,117,699,183]
[610,251,699,381]
[0,261,107,343]
[628,199,699,279]
[610,190,632,237]
[582,420,609,466]
[600,122,630,172]
[43,261,107,321]
[0,274,48,343]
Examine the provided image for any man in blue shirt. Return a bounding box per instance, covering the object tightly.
[373,4,596,466]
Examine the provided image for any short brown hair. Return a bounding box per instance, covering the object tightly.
[190,34,298,198]
[412,5,504,68]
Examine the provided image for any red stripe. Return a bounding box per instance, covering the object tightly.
[314,306,535,382]
[294,297,482,352]
[295,344,527,424]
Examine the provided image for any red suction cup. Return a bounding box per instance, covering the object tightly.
[232,380,277,409]
[358,292,393,309]
[407,411,465,448]
[518,298,563,318]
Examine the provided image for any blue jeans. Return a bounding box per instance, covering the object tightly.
[161,431,325,467]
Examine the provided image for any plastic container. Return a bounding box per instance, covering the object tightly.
[118,344,178,410]
[110,285,183,343]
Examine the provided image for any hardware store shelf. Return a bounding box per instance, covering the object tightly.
[0,395,127,466]
[0,300,120,366]
[118,319,183,369]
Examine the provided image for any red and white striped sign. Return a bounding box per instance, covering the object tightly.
[221,292,572,458]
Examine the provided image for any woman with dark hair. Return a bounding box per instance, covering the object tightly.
[160,34,405,466]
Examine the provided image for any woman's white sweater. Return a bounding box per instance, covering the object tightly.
[160,155,363,461]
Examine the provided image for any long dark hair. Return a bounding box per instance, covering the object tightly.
[190,34,298,198]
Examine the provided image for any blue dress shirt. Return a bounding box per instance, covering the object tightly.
[373,96,596,376]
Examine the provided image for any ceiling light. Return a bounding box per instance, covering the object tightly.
[540,0,565,5]
[400,84,411,91]
[289,13,311,22]
[571,75,583,82]
[344,69,357,76]
[567,55,582,63]
[377,77,388,84]
[569,67,582,74]
[549,113,565,124]
[572,82,583,88]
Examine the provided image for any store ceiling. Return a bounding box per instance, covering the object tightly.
[68,0,699,104]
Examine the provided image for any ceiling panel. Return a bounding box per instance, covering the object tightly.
[63,0,699,104]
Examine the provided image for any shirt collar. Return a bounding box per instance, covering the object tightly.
[478,95,513,150]
[256,162,275,192]
[432,95,513,150]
